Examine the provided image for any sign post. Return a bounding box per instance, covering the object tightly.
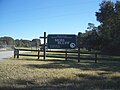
[44,32,46,60]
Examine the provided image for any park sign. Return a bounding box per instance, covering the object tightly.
[47,34,77,49]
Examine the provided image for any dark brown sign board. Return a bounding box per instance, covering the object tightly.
[47,34,77,49]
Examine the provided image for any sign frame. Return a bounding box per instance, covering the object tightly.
[47,34,77,49]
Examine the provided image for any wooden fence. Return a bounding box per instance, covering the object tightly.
[14,48,100,63]
[14,32,120,63]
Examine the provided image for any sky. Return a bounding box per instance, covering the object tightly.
[0,0,116,41]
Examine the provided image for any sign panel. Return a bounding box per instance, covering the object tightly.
[47,34,77,49]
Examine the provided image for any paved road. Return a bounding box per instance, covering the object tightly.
[0,51,14,60]
[0,51,27,60]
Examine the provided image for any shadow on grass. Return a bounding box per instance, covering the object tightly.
[14,58,42,61]
[1,74,120,90]
[1,60,120,90]
[15,79,37,85]
[23,59,120,72]
[47,74,120,90]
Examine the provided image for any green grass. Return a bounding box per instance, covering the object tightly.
[0,56,120,90]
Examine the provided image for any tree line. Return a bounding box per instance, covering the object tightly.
[0,36,41,48]
[79,0,120,55]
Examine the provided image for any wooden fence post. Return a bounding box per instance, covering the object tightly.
[14,48,16,58]
[17,49,19,58]
[65,49,67,60]
[95,52,97,63]
[38,49,40,59]
[43,32,46,60]
[78,32,81,62]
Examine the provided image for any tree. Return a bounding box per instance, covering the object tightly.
[31,39,41,49]
[15,39,31,47]
[83,23,100,51]
[0,36,15,45]
[15,39,20,47]
[96,0,120,55]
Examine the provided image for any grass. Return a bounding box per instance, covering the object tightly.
[0,56,120,90]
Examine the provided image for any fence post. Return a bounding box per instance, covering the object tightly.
[43,32,46,60]
[38,49,40,60]
[95,52,97,63]
[17,49,19,58]
[65,49,67,60]
[14,48,16,58]
[78,32,81,62]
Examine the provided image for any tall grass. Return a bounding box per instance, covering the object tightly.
[0,57,120,90]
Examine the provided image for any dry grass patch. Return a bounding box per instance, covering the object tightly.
[0,58,120,90]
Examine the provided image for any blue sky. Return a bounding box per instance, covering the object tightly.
[0,0,115,40]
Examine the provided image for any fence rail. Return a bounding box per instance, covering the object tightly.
[14,48,120,62]
[14,48,102,63]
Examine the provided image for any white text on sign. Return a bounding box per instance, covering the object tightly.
[55,39,70,45]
